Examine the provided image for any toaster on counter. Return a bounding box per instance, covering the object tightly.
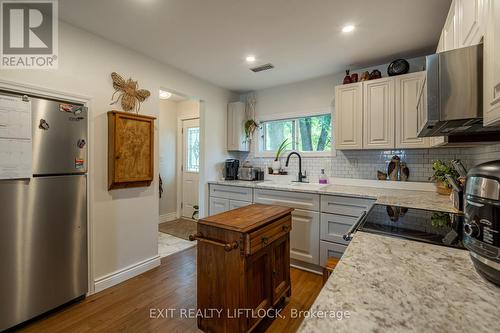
[238,167,260,181]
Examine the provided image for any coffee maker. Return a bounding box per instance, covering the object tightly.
[224,159,240,180]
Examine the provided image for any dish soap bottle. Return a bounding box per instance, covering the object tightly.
[319,169,328,184]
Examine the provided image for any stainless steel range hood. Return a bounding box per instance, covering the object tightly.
[417,44,500,137]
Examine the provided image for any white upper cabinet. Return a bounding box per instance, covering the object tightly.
[334,83,363,149]
[395,72,430,148]
[484,0,500,126]
[226,101,249,152]
[443,1,458,51]
[363,78,395,149]
[436,31,445,52]
[458,0,486,47]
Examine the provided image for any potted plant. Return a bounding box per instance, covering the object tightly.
[272,139,290,174]
[429,160,459,195]
[244,119,259,143]
[191,205,199,220]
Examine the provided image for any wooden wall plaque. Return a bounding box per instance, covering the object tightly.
[108,111,156,190]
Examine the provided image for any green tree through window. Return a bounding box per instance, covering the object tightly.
[261,114,331,152]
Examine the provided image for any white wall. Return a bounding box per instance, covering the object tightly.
[178,100,200,120]
[159,100,178,218]
[0,22,232,288]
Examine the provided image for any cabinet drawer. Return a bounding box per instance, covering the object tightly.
[319,241,347,266]
[254,189,320,211]
[229,199,251,210]
[245,216,291,255]
[320,213,357,245]
[210,184,253,202]
[321,195,374,216]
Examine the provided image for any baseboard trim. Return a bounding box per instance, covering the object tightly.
[159,212,177,224]
[94,255,161,293]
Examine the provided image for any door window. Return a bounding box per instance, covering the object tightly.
[186,127,199,172]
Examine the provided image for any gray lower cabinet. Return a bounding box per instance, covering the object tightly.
[209,184,376,270]
[319,195,375,265]
[254,189,320,266]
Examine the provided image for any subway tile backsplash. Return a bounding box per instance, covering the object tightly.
[230,144,500,183]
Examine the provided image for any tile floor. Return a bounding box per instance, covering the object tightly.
[158,232,196,258]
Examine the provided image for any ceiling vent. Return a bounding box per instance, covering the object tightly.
[250,63,274,72]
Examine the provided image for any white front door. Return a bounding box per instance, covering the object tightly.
[181,118,200,219]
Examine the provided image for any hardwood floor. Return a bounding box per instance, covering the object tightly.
[15,247,323,333]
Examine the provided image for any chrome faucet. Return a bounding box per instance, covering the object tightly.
[285,152,308,183]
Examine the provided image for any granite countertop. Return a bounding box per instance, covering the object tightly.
[298,232,500,333]
[208,180,458,213]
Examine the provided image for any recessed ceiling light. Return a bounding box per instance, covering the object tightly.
[342,25,355,33]
[246,55,256,62]
[159,90,172,100]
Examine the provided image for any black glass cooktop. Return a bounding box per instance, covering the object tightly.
[358,204,466,249]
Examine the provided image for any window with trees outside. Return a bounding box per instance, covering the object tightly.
[260,114,332,154]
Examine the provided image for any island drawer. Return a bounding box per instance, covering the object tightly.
[321,195,374,216]
[245,215,291,255]
[320,213,357,245]
[319,241,347,266]
[210,184,253,202]
[254,189,320,211]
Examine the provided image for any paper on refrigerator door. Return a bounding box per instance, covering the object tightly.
[0,95,32,179]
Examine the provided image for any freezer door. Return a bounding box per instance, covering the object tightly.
[0,175,87,331]
[31,97,87,175]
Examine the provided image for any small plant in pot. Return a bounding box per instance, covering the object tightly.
[429,160,459,195]
[244,119,259,143]
[272,139,290,174]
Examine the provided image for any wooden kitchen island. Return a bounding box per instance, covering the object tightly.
[191,204,293,333]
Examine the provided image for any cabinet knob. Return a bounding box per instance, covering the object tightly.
[261,236,269,245]
[282,225,289,232]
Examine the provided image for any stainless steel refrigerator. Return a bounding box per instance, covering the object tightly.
[0,92,88,331]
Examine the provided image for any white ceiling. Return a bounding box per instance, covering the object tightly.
[60,0,451,92]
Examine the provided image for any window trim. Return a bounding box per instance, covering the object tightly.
[253,108,336,158]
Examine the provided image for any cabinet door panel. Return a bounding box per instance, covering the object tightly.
[246,249,272,330]
[334,83,363,150]
[443,1,458,51]
[271,235,290,304]
[227,102,249,152]
[363,78,395,149]
[458,0,485,47]
[396,72,430,148]
[289,209,319,265]
[484,0,500,126]
[209,197,229,215]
